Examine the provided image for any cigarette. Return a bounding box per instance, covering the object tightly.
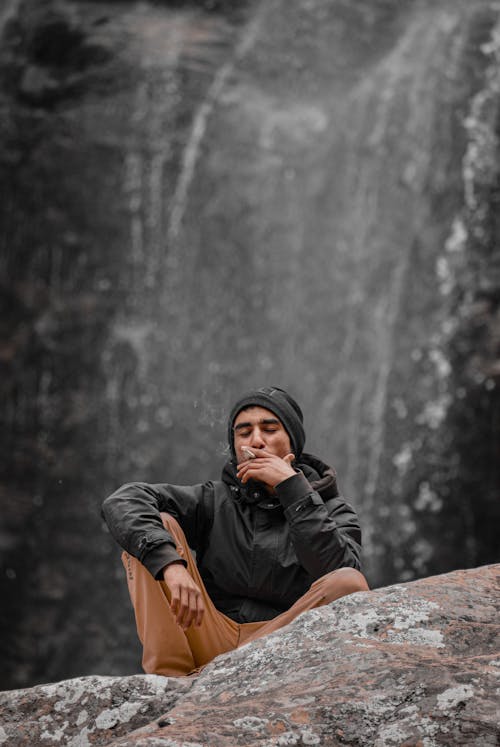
[241,446,256,460]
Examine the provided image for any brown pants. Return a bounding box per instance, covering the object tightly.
[122,513,369,676]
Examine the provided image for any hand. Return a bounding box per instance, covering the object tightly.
[236,449,296,490]
[162,562,205,630]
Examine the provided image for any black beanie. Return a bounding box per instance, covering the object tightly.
[228,386,305,460]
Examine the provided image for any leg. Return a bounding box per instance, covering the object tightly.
[239,567,369,647]
[123,513,239,676]
[122,550,195,676]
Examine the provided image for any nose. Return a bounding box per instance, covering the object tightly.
[249,427,266,449]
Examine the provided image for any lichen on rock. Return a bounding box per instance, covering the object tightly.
[0,674,190,746]
[2,565,498,746]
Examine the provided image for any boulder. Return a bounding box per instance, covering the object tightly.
[1,564,498,746]
[0,674,191,746]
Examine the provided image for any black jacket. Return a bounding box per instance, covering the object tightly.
[102,453,362,623]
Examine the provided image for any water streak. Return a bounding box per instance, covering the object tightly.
[0,0,21,30]
[167,0,269,242]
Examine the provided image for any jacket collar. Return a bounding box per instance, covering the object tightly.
[221,452,339,505]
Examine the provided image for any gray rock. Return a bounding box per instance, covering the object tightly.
[1,565,498,746]
[0,674,191,746]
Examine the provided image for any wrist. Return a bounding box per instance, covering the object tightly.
[274,465,297,487]
[162,560,185,578]
[275,471,312,508]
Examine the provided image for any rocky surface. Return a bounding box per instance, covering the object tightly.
[0,674,191,746]
[1,565,499,746]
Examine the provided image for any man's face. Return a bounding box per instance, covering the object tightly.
[233,406,292,462]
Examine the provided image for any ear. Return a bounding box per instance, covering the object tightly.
[283,453,295,465]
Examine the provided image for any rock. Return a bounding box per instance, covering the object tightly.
[18,63,59,100]
[1,565,498,746]
[0,674,191,746]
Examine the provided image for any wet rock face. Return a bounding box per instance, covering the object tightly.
[1,0,499,689]
[1,565,499,746]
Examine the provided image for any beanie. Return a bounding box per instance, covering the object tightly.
[228,386,305,460]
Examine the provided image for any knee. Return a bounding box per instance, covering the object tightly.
[319,567,369,603]
[335,567,369,593]
[159,513,191,561]
[160,512,181,532]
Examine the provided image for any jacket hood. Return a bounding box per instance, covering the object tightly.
[221,452,339,505]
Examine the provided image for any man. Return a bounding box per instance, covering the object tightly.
[102,386,368,676]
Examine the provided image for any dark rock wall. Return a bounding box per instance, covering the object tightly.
[0,0,499,688]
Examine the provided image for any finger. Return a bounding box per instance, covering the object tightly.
[236,465,249,482]
[169,584,180,616]
[236,463,254,481]
[237,458,272,475]
[283,453,295,465]
[177,586,189,627]
[237,456,272,473]
[237,463,268,483]
[238,464,262,483]
[184,590,199,630]
[182,591,196,630]
[183,588,200,630]
[195,594,205,627]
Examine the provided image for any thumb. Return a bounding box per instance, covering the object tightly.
[283,453,295,465]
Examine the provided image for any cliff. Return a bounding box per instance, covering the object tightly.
[1,564,499,746]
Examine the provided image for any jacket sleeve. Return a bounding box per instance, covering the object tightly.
[275,472,362,578]
[102,481,211,579]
